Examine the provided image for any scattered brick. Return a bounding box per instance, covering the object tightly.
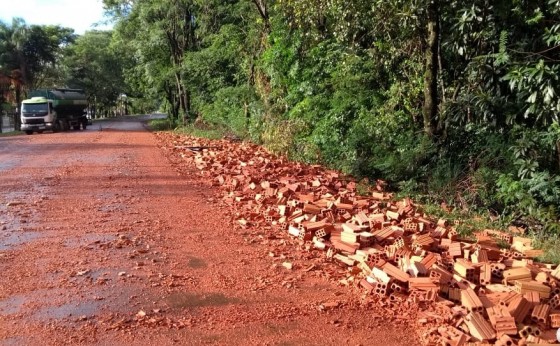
[160,133,560,346]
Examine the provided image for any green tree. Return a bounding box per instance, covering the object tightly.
[0,18,29,123]
[105,0,199,123]
[0,19,75,90]
[63,30,126,117]
[0,18,75,129]
[26,25,76,89]
[102,0,560,227]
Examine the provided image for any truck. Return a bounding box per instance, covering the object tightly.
[20,88,88,135]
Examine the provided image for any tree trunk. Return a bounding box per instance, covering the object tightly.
[14,86,21,131]
[174,74,190,124]
[422,0,439,138]
[185,89,191,122]
[556,140,560,172]
[252,0,270,32]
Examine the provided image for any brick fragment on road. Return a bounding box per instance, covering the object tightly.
[161,132,560,345]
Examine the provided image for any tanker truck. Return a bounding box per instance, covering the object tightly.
[20,88,88,135]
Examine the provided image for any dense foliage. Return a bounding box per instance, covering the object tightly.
[0,18,75,122]
[2,1,559,231]
[101,0,560,231]
[0,18,134,117]
[62,31,129,116]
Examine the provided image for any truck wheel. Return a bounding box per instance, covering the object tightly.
[82,123,87,130]
[37,130,44,134]
[25,130,33,135]
[53,123,59,133]
[73,125,80,130]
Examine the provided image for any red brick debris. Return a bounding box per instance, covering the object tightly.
[157,133,560,345]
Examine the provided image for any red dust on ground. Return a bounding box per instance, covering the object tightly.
[0,116,418,345]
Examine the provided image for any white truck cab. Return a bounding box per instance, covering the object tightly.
[20,88,88,134]
[20,97,56,134]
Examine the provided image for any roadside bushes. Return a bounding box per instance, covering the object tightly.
[108,0,560,232]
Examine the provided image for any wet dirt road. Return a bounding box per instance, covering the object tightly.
[0,116,417,345]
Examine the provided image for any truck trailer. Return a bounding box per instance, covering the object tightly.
[20,88,88,135]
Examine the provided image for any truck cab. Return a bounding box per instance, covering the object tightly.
[21,97,56,134]
[20,88,88,134]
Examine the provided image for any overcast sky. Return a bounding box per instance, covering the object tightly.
[0,0,113,34]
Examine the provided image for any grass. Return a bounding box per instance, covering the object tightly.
[146,117,175,131]
[420,203,503,233]
[176,123,227,140]
[532,233,560,264]
[147,117,228,140]
[154,116,560,264]
[422,202,560,263]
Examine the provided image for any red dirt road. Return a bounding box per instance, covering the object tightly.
[0,116,418,345]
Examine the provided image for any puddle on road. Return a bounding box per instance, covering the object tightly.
[33,300,102,321]
[1,282,147,323]
[0,159,17,172]
[166,292,239,309]
[0,207,23,229]
[0,287,71,317]
[187,256,207,269]
[0,295,26,315]
[0,230,43,250]
[0,190,42,251]
[2,190,28,202]
[0,336,29,346]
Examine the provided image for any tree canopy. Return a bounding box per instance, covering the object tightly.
[100,0,560,230]
[0,18,76,113]
[62,30,127,116]
[2,0,560,230]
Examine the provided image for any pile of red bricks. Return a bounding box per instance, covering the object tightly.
[160,133,560,345]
